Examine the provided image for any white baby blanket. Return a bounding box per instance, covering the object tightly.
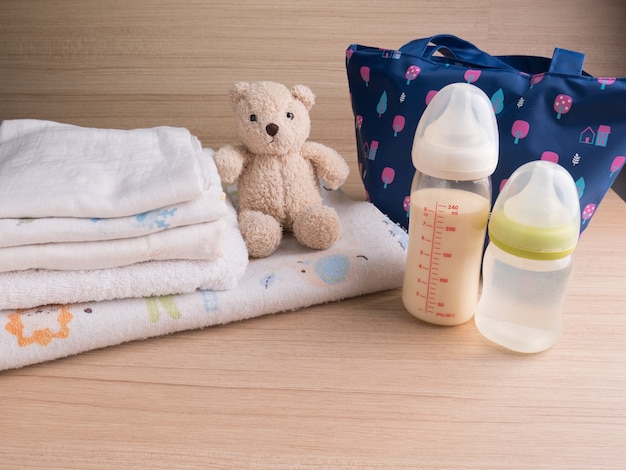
[0,219,226,272]
[0,201,248,310]
[0,189,408,370]
[0,148,227,247]
[0,119,207,218]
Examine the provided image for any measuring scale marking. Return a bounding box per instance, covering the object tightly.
[423,203,452,315]
[403,188,490,324]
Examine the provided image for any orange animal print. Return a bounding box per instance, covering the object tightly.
[5,305,73,347]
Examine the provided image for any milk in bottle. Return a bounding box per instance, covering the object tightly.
[402,83,499,326]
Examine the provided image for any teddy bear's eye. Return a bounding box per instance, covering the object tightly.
[249,114,257,122]
[286,112,294,120]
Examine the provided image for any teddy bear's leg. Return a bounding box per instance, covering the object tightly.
[239,209,282,258]
[292,205,340,251]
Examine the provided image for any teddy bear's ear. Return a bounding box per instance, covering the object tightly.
[290,84,316,110]
[229,82,250,108]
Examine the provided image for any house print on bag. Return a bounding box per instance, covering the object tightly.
[596,125,611,146]
[381,49,402,60]
[579,125,611,147]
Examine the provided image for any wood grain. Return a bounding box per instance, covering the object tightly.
[1,1,626,468]
[3,0,625,200]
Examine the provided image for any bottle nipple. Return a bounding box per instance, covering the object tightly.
[504,162,569,228]
[411,83,498,181]
[423,85,485,149]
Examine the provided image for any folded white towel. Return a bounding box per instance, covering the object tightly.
[0,119,207,218]
[0,219,226,272]
[0,200,248,310]
[0,149,227,248]
[0,189,408,370]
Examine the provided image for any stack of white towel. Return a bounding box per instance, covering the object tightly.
[0,119,248,310]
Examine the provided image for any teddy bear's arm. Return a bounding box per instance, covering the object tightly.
[302,141,350,190]
[214,144,248,184]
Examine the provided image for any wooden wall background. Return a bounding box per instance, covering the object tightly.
[1,0,625,200]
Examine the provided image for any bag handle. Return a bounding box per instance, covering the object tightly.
[549,48,585,76]
[400,34,518,70]
[400,34,585,77]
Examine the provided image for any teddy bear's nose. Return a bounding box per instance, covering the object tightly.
[265,123,279,137]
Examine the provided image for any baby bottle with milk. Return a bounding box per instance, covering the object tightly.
[402,83,499,326]
[474,160,581,353]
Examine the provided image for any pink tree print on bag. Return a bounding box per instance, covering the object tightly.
[392,115,405,137]
[345,48,354,64]
[530,73,545,88]
[554,94,573,119]
[405,65,421,85]
[425,90,438,106]
[382,167,395,189]
[610,156,625,177]
[360,66,370,87]
[541,151,559,164]
[581,203,596,225]
[598,77,616,90]
[511,120,530,144]
[464,70,481,84]
[403,196,410,218]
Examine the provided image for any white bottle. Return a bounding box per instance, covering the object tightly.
[402,83,499,326]
[475,160,581,353]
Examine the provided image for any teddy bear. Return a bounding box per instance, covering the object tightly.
[214,81,350,258]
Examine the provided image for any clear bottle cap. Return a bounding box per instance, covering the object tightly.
[489,160,581,260]
[411,82,499,181]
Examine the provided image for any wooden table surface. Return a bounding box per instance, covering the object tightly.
[2,1,626,468]
[1,190,624,468]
